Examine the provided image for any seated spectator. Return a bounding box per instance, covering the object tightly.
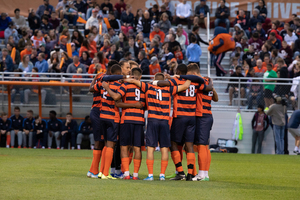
[251,51,260,67]
[12,9,28,31]
[11,69,25,105]
[107,44,121,61]
[249,8,264,30]
[108,28,119,45]
[160,43,174,69]
[268,32,281,49]
[120,51,132,62]
[58,19,69,33]
[47,51,59,70]
[163,0,175,16]
[73,0,88,20]
[159,4,173,22]
[28,9,41,31]
[19,54,34,74]
[280,23,289,39]
[56,0,70,19]
[114,0,126,19]
[31,30,45,48]
[30,47,39,66]
[0,48,14,72]
[168,33,181,53]
[63,3,79,26]
[252,22,266,41]
[45,32,57,52]
[40,16,53,34]
[71,30,84,49]
[77,116,94,150]
[229,57,239,75]
[248,79,264,110]
[32,115,47,149]
[7,43,20,68]
[150,23,165,43]
[231,43,244,65]
[22,110,34,148]
[80,51,92,69]
[228,66,246,106]
[116,32,127,51]
[137,11,154,38]
[284,27,298,46]
[194,0,209,29]
[67,55,87,75]
[47,110,62,149]
[262,53,272,68]
[134,9,143,28]
[100,0,113,17]
[10,107,24,148]
[49,12,60,30]
[79,36,97,59]
[291,17,300,31]
[254,59,267,77]
[17,31,30,52]
[0,13,12,31]
[270,49,279,66]
[259,44,269,60]
[235,10,250,37]
[60,52,73,73]
[37,0,54,17]
[5,22,19,44]
[279,41,293,65]
[173,45,183,63]
[0,112,12,148]
[176,26,186,50]
[186,35,201,67]
[88,57,103,74]
[86,9,98,31]
[124,37,139,60]
[97,14,108,37]
[71,43,79,57]
[35,53,48,73]
[20,42,32,60]
[243,45,255,61]
[256,0,267,19]
[248,32,263,52]
[100,39,111,54]
[108,11,121,34]
[233,24,246,43]
[38,43,50,60]
[214,0,230,32]
[149,4,160,23]
[121,5,134,33]
[176,0,192,30]
[138,50,150,75]
[189,25,208,47]
[158,13,171,35]
[149,56,161,76]
[294,37,300,59]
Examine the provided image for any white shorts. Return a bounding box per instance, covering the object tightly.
[288,128,300,138]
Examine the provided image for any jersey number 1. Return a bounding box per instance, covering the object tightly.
[156,89,162,101]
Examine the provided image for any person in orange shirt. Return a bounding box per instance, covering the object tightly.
[88,57,106,75]
[149,56,161,76]
[72,68,83,82]
[262,54,275,71]
[253,59,267,77]
[173,45,183,63]
[20,43,32,60]
[149,24,165,43]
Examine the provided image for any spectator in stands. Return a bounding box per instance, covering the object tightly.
[138,50,149,75]
[252,22,266,41]
[249,8,264,31]
[189,25,208,47]
[134,9,143,28]
[22,110,34,148]
[168,33,181,53]
[160,43,174,69]
[7,43,20,68]
[86,9,98,31]
[0,13,12,31]
[36,0,54,18]
[263,63,277,108]
[284,27,298,47]
[256,0,267,19]
[186,35,201,67]
[228,66,246,106]
[121,5,134,28]
[251,105,269,153]
[124,37,139,60]
[235,10,250,37]
[79,37,97,59]
[63,3,79,26]
[17,31,29,52]
[47,110,62,149]
[49,12,60,30]
[108,28,119,45]
[247,78,264,110]
[80,51,92,69]
[5,22,19,44]
[159,5,173,22]
[59,52,71,73]
[38,43,49,60]
[294,37,300,59]
[158,13,171,35]
[32,115,47,149]
[150,23,165,43]
[243,45,255,61]
[280,41,293,65]
[40,16,53,34]
[269,31,282,50]
[47,51,59,70]
[77,116,94,150]
[149,56,161,76]
[31,30,45,48]
[0,112,12,148]
[11,69,25,105]
[56,0,70,20]
[176,0,192,30]
[12,8,27,31]
[149,4,160,23]
[248,32,263,52]
[19,54,33,74]
[0,48,13,72]
[162,0,175,17]
[73,0,88,20]
[67,55,86,75]
[10,107,24,148]
[254,59,267,77]
[58,19,69,34]
[176,25,186,51]
[117,32,128,51]
[60,113,77,150]
[114,0,126,19]
[28,8,41,31]
[100,0,113,17]
[20,42,32,61]
[266,96,286,154]
[291,17,300,31]
[35,53,48,73]
[214,0,230,32]
[280,23,289,39]
[137,10,154,38]
[71,30,84,50]
[195,0,209,29]
[71,43,79,57]
[108,11,121,34]
[107,44,121,61]
[270,49,279,66]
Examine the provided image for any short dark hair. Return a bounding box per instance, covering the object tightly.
[85,115,90,121]
[267,63,273,68]
[14,106,20,111]
[110,64,122,74]
[176,64,187,75]
[258,104,264,110]
[50,110,57,116]
[252,32,259,38]
[27,110,33,114]
[32,67,38,72]
[190,35,197,43]
[187,63,200,74]
[108,28,113,32]
[154,72,164,80]
[139,51,146,58]
[14,8,20,13]
[257,22,262,26]
[119,60,128,68]
[131,68,142,76]
[35,115,40,120]
[192,25,199,32]
[288,27,294,32]
[124,51,131,58]
[270,32,276,37]
[66,112,72,116]
[271,49,278,57]
[236,65,242,70]
[153,4,158,9]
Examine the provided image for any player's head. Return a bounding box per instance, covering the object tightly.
[128,60,139,69]
[107,60,119,75]
[85,116,91,124]
[49,110,57,120]
[131,68,142,80]
[187,63,201,76]
[1,112,7,121]
[34,115,41,123]
[110,64,122,75]
[66,112,72,121]
[257,104,264,112]
[154,72,164,81]
[26,110,33,118]
[175,64,187,75]
[14,106,20,116]
[119,60,130,75]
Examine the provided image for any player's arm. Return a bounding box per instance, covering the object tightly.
[89,75,100,92]
[157,80,171,87]
[123,78,141,87]
[179,75,205,84]
[102,82,122,101]
[212,88,218,102]
[177,80,191,92]
[115,100,143,109]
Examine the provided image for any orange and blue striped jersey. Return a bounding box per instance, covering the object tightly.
[117,83,146,124]
[140,82,178,122]
[92,73,105,109]
[196,78,212,116]
[168,78,205,117]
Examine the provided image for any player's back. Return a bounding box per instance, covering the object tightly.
[92,73,105,109]
[196,78,212,117]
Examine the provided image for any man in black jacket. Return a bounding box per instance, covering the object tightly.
[214,0,230,32]
[22,110,34,148]
[194,0,210,28]
[47,110,62,149]
[61,113,77,150]
[138,51,150,76]
[149,4,160,23]
[77,116,94,150]
[10,106,24,148]
[33,115,48,149]
[136,11,154,38]
[294,38,300,59]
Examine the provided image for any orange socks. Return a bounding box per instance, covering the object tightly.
[103,147,114,176]
[192,154,197,176]
[128,152,133,165]
[198,145,207,171]
[186,153,195,175]
[133,159,141,174]
[146,159,154,175]
[160,160,168,175]
[100,146,107,173]
[6,135,11,146]
[121,157,130,173]
[89,150,101,175]
[171,151,184,173]
[206,145,211,171]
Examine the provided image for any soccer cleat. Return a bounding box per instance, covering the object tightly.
[143,176,154,181]
[57,147,61,150]
[200,177,209,181]
[18,146,21,149]
[98,172,103,178]
[169,173,186,180]
[11,146,14,148]
[87,171,98,178]
[132,177,139,180]
[122,175,131,180]
[33,146,37,149]
[186,174,194,181]
[48,147,51,149]
[166,173,177,179]
[114,172,123,178]
[159,175,165,181]
[107,174,117,180]
[6,145,9,148]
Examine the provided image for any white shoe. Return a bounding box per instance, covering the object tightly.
[155,147,160,151]
[42,146,45,149]
[33,146,37,149]
[72,147,75,150]
[91,145,94,150]
[6,145,9,148]
[192,174,204,181]
[87,171,98,178]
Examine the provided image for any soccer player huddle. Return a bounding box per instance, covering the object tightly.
[87,60,218,181]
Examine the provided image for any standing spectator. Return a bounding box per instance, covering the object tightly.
[114,0,126,19]
[158,13,171,35]
[49,12,60,30]
[67,55,87,75]
[5,22,19,43]
[12,9,27,31]
[7,43,20,68]
[35,53,49,73]
[263,63,277,108]
[248,32,263,52]
[0,13,12,31]
[288,110,300,154]
[235,10,250,37]
[195,0,209,29]
[47,110,62,149]
[284,27,298,46]
[251,105,269,153]
[40,16,53,34]
[266,97,286,154]
[0,112,12,148]
[214,0,230,32]
[10,107,24,148]
[186,35,201,67]
[137,11,154,38]
[36,0,54,17]
[228,66,246,106]
[77,116,94,150]
[33,115,48,149]
[28,8,41,31]
[22,110,34,148]
[86,9,98,31]
[19,54,34,73]
[163,0,175,16]
[149,4,160,23]
[138,51,150,75]
[61,113,77,150]
[0,48,14,72]
[188,25,208,47]
[249,8,264,30]
[175,0,192,30]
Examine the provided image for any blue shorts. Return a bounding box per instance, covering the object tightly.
[99,119,119,142]
[146,119,170,148]
[90,107,103,141]
[120,123,144,147]
[195,115,213,145]
[171,116,196,144]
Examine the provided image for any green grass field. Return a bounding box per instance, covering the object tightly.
[0,149,299,200]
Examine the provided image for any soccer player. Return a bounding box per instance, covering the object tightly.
[32,115,48,149]
[61,113,78,150]
[102,67,145,180]
[22,110,34,148]
[47,110,62,149]
[124,72,191,181]
[10,106,24,148]
[77,116,94,150]
[0,112,12,148]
